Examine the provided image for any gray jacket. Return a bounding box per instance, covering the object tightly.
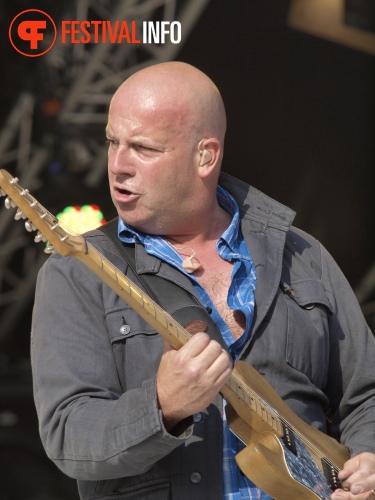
[31,173,375,500]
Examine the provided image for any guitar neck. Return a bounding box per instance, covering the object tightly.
[0,168,285,441]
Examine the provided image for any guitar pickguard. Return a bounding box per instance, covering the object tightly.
[280,431,333,499]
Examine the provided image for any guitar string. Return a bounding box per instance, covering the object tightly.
[8,180,340,478]
[233,374,340,476]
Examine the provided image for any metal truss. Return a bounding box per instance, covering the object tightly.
[0,93,50,344]
[53,0,211,187]
[0,0,210,345]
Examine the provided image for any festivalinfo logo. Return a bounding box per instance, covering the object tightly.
[9,9,182,58]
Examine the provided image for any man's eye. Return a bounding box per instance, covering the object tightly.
[106,139,118,148]
[136,144,157,153]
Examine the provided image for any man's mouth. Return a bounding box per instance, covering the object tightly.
[114,186,139,203]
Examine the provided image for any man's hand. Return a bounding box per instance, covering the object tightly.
[156,332,232,431]
[331,452,375,499]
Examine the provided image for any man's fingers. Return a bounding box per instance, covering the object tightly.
[162,331,211,355]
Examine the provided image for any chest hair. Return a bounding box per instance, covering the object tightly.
[195,264,246,341]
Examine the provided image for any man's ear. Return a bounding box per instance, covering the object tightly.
[197,138,221,176]
[199,148,212,166]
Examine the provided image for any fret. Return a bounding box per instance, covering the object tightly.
[247,394,257,412]
[155,307,168,329]
[143,296,157,316]
[176,325,190,342]
[253,398,261,418]
[260,405,268,421]
[128,281,145,306]
[148,300,158,319]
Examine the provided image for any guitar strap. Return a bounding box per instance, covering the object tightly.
[98,218,230,354]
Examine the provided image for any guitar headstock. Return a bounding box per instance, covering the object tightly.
[0,169,86,256]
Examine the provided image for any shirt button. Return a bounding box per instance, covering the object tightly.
[190,472,201,484]
[205,306,212,314]
[120,325,130,335]
[193,413,202,423]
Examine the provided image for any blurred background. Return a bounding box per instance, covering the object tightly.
[0,1,374,498]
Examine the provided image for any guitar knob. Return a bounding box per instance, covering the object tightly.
[44,244,56,254]
[15,208,26,220]
[5,197,15,209]
[25,220,36,232]
[34,232,46,243]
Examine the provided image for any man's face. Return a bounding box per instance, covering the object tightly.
[106,90,200,235]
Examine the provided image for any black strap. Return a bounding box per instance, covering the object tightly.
[99,218,160,304]
[98,218,230,353]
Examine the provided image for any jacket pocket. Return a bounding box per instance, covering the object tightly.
[283,279,333,388]
[105,306,163,391]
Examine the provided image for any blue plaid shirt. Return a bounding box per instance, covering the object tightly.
[118,186,272,500]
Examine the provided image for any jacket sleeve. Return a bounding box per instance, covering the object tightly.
[31,253,192,480]
[320,244,375,456]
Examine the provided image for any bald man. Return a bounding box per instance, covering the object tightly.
[31,62,375,500]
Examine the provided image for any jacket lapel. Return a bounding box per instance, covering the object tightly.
[219,173,296,337]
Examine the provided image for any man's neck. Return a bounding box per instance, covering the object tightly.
[163,203,232,249]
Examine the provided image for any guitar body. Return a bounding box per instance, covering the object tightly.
[236,432,323,500]
[0,169,352,500]
[225,361,350,499]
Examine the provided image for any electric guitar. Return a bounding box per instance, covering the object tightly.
[0,169,350,499]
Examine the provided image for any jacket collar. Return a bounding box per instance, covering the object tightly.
[219,172,295,231]
[218,173,295,338]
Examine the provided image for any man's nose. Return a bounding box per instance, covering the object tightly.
[110,145,136,176]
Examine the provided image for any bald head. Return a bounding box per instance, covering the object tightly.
[111,62,226,152]
[106,62,229,235]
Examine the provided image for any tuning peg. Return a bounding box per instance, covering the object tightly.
[0,188,5,197]
[34,232,47,243]
[25,220,36,232]
[44,244,56,254]
[4,197,16,209]
[14,208,26,220]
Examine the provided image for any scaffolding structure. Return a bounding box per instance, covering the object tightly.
[0,0,374,350]
[0,0,210,345]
